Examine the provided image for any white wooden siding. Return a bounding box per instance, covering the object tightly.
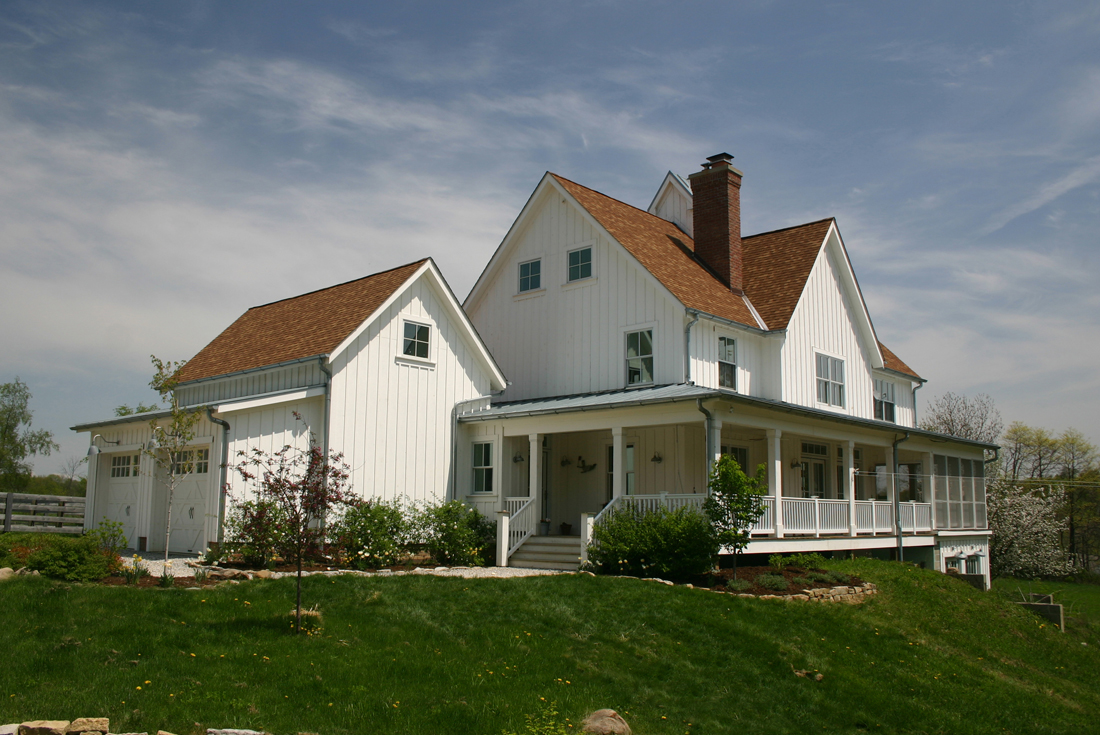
[221,397,323,501]
[328,273,491,504]
[689,320,777,399]
[178,362,324,407]
[650,182,693,237]
[781,239,877,419]
[468,188,685,402]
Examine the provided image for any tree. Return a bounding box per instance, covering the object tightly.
[1,379,59,493]
[142,357,202,565]
[986,479,1071,579]
[59,455,87,494]
[703,456,767,577]
[920,392,1003,445]
[115,402,159,417]
[1056,429,1098,567]
[229,415,351,633]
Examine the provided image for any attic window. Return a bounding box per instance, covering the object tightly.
[568,247,592,282]
[402,321,430,359]
[518,259,541,293]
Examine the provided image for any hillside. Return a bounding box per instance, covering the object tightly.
[1,559,1097,734]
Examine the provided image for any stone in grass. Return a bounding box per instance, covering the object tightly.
[1,724,18,735]
[206,729,273,734]
[18,722,70,735]
[580,709,631,734]
[0,568,15,582]
[65,718,108,734]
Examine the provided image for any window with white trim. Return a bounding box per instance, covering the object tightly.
[625,329,653,385]
[518,259,541,293]
[816,353,845,407]
[110,454,140,478]
[966,555,982,575]
[472,442,493,494]
[874,379,896,423]
[718,336,736,390]
[170,448,209,475]
[402,321,430,359]
[567,247,592,282]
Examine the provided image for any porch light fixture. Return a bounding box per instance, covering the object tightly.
[790,459,802,469]
[513,453,525,463]
[86,434,120,457]
[650,452,662,464]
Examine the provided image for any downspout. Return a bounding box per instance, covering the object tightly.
[206,409,231,545]
[912,381,923,426]
[697,398,714,486]
[684,309,700,385]
[317,358,332,462]
[892,432,911,562]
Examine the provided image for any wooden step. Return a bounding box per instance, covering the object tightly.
[508,535,583,571]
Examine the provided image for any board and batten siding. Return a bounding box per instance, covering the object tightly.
[650,181,693,238]
[781,240,877,419]
[220,397,324,501]
[178,362,325,407]
[689,319,779,399]
[469,188,685,402]
[327,273,492,505]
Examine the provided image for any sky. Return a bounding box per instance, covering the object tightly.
[2,1,1099,473]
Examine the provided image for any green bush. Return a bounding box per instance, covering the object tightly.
[26,536,112,581]
[754,573,789,591]
[330,498,410,569]
[414,500,495,566]
[791,576,811,588]
[806,571,833,584]
[224,498,291,567]
[769,552,828,571]
[768,554,795,570]
[586,504,718,579]
[725,578,751,592]
[827,570,851,585]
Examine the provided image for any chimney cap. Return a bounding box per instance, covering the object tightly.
[706,152,735,164]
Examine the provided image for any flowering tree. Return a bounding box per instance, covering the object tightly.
[987,479,1071,579]
[229,416,351,633]
[703,456,767,577]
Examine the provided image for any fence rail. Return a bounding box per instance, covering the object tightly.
[2,492,86,535]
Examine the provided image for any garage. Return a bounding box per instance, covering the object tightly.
[104,452,141,548]
[167,447,211,554]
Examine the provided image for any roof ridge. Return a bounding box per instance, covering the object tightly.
[744,217,835,240]
[247,258,429,311]
[549,172,684,230]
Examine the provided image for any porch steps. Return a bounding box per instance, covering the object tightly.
[509,535,583,571]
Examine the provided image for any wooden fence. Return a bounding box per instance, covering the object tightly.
[2,492,86,535]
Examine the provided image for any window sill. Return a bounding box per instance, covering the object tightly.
[562,276,597,291]
[395,355,436,369]
[624,381,655,390]
[513,288,546,302]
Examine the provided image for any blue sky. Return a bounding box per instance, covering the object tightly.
[3,1,1099,470]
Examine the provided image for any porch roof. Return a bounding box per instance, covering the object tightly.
[460,383,999,451]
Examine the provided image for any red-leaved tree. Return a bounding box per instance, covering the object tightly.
[229,418,351,633]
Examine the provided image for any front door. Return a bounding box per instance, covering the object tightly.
[801,459,826,498]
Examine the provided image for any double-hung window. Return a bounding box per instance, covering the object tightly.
[625,329,653,385]
[815,353,845,407]
[402,321,430,359]
[472,443,493,494]
[518,259,541,293]
[567,247,592,282]
[718,336,736,390]
[874,379,896,422]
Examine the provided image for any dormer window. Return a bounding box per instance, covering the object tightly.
[568,247,592,282]
[874,379,896,423]
[518,259,541,293]
[402,321,430,359]
[718,336,736,390]
[626,329,653,385]
[816,353,845,407]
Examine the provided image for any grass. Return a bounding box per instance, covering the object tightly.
[0,559,1097,734]
[992,576,1100,645]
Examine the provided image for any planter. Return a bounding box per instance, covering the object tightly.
[539,521,551,536]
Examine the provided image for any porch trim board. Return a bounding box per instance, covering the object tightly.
[743,534,935,555]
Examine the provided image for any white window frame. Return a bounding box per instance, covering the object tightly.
[625,328,654,386]
[720,444,749,473]
[566,246,593,283]
[718,336,737,390]
[518,258,542,294]
[170,448,209,475]
[874,378,896,423]
[110,454,140,478]
[400,319,432,362]
[472,442,493,494]
[815,352,845,408]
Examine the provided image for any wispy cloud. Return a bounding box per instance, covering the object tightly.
[981,155,1100,234]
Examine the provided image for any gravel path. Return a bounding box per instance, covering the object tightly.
[120,554,566,579]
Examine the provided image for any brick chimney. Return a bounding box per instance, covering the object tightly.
[687,152,743,293]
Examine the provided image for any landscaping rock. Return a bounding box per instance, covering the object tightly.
[208,569,250,581]
[0,568,14,581]
[18,721,70,735]
[580,709,631,734]
[1,724,18,735]
[206,729,272,735]
[253,570,273,579]
[66,718,108,734]
[156,731,179,735]
[15,568,39,576]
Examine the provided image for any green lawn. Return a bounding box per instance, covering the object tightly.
[1,560,1098,735]
[992,576,1100,645]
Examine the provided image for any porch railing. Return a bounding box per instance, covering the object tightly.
[506,496,537,558]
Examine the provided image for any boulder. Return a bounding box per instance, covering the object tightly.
[580,709,631,735]
[1,724,19,735]
[253,570,273,579]
[0,568,14,581]
[18,721,70,735]
[66,719,108,734]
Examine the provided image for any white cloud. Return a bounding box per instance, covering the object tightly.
[981,155,1100,234]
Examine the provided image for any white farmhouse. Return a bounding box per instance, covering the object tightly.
[461,154,993,583]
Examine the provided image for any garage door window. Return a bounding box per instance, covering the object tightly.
[110,454,140,478]
[171,448,210,474]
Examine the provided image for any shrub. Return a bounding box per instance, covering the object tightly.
[414,500,495,566]
[86,519,126,574]
[770,552,828,571]
[586,504,718,579]
[768,554,795,570]
[330,498,410,569]
[725,578,751,592]
[806,571,833,584]
[26,536,112,581]
[791,576,811,589]
[827,570,850,585]
[754,573,789,591]
[224,497,291,568]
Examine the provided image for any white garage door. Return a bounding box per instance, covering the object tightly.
[168,448,210,554]
[105,453,141,548]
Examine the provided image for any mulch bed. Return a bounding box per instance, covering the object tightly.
[696,566,864,597]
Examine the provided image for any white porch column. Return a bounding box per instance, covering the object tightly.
[496,511,510,568]
[612,427,624,499]
[922,451,935,507]
[528,433,541,499]
[708,418,723,490]
[847,439,856,537]
[767,429,784,538]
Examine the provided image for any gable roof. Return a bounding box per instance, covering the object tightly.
[176,259,428,384]
[878,341,921,380]
[741,218,835,330]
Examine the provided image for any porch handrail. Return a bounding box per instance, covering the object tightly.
[592,496,622,526]
[507,496,537,558]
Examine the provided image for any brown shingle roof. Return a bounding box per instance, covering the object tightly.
[741,219,834,330]
[878,341,921,380]
[176,259,428,384]
[551,174,759,327]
